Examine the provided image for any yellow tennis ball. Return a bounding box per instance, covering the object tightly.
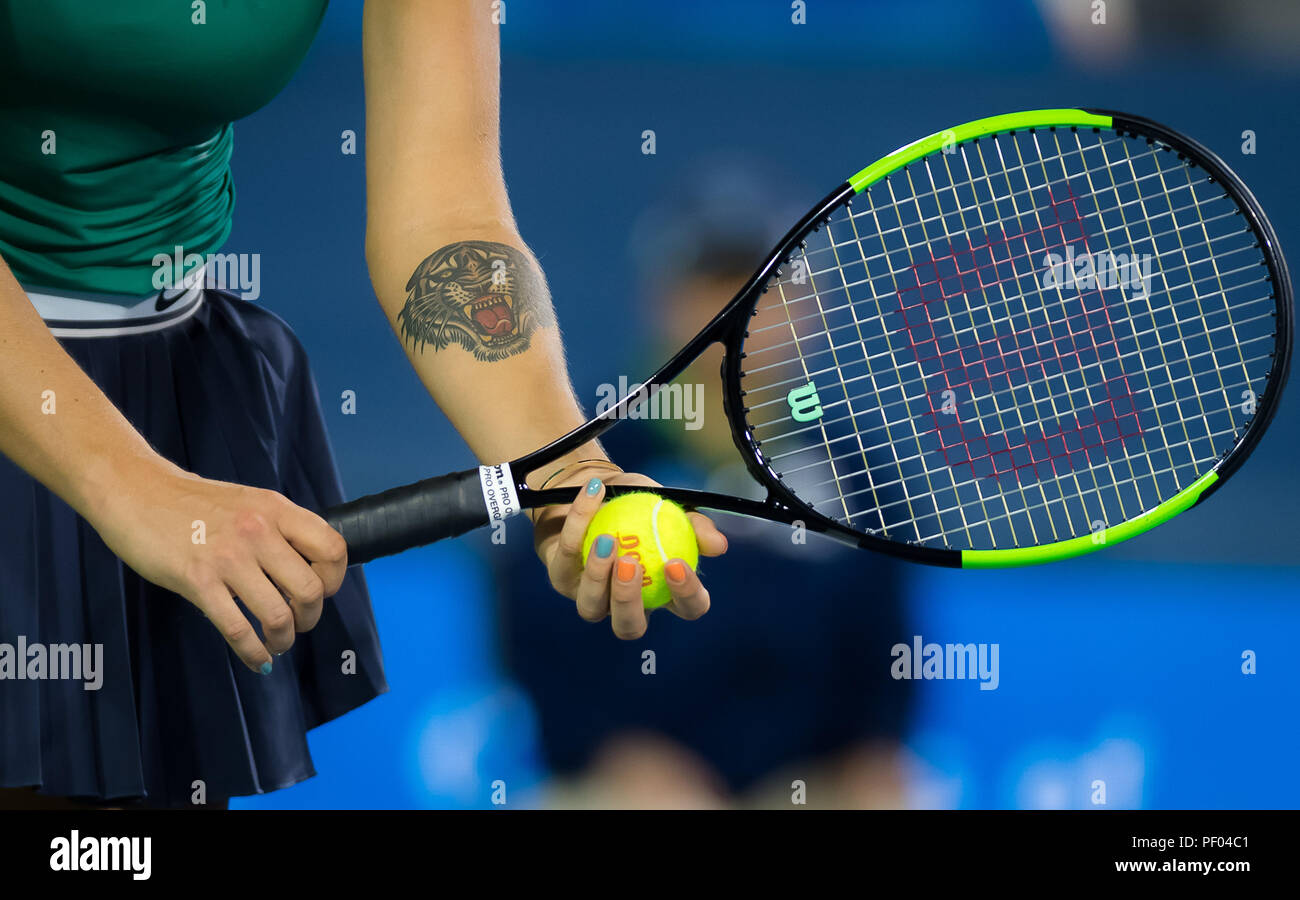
[582,492,699,610]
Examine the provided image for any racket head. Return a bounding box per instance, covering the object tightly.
[720,109,1292,567]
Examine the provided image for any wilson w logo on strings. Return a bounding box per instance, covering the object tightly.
[786,382,824,422]
[894,186,1151,483]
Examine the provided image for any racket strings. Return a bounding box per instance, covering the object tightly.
[798,420,1247,543]
[784,155,1226,284]
[742,162,1255,378]
[746,203,1254,351]
[742,253,1266,383]
[739,128,1279,550]
[769,362,1268,503]
[757,341,1274,459]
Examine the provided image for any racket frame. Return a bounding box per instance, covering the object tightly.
[328,109,1291,569]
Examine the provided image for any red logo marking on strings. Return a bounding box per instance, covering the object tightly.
[895,186,1144,482]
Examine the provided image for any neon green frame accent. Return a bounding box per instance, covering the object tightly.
[960,470,1219,569]
[848,110,1113,194]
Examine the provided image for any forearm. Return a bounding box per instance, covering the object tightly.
[0,256,173,525]
[366,224,608,485]
[362,1,610,486]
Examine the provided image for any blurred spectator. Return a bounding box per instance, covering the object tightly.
[490,163,914,808]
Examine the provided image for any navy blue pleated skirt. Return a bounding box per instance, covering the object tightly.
[0,290,388,807]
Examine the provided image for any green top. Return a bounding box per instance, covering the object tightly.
[0,0,328,296]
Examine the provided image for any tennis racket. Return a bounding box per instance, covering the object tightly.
[327,109,1292,568]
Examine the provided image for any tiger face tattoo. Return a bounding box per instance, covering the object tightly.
[397,241,553,362]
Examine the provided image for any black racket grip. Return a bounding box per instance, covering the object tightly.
[324,467,489,565]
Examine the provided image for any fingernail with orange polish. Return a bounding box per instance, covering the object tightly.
[616,559,637,583]
[665,560,687,584]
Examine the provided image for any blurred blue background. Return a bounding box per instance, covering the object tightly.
[231,0,1300,809]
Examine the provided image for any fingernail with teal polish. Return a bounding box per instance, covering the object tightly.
[260,661,273,676]
[586,477,602,496]
[595,534,614,558]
